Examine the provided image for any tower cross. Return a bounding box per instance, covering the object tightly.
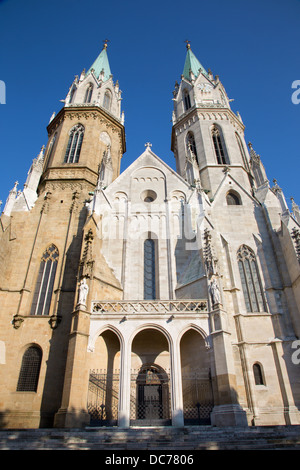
[103,38,110,49]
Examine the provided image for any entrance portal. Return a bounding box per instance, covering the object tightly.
[131,365,171,425]
[130,328,171,426]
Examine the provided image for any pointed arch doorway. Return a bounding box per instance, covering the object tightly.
[130,328,171,426]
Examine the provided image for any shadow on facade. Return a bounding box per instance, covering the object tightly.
[40,205,87,428]
[173,201,207,300]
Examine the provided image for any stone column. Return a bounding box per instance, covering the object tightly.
[118,334,131,427]
[54,306,91,428]
[170,337,184,427]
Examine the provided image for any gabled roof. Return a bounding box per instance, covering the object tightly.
[86,44,111,81]
[183,44,207,80]
[106,145,190,193]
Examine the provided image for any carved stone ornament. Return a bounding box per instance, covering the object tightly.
[12,314,24,329]
[49,314,62,329]
[209,277,221,306]
[77,277,89,308]
[203,228,218,276]
[292,228,300,263]
[79,229,94,279]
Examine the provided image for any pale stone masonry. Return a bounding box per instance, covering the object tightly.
[0,43,300,429]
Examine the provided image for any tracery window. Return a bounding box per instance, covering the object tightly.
[186,132,198,163]
[30,245,59,316]
[16,346,42,392]
[183,90,191,111]
[237,245,266,313]
[226,191,241,205]
[64,124,84,163]
[144,239,156,300]
[103,90,112,110]
[212,125,227,164]
[84,84,93,103]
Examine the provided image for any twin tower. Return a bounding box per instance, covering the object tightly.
[1,43,300,429]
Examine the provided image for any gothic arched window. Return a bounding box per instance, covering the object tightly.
[69,86,76,104]
[144,239,156,300]
[84,84,93,103]
[212,125,228,164]
[183,90,191,111]
[17,346,42,392]
[226,191,241,205]
[30,245,59,316]
[237,245,266,313]
[46,133,57,166]
[64,124,84,163]
[103,90,112,110]
[186,132,198,163]
[253,363,265,385]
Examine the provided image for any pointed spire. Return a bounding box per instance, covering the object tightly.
[86,40,112,81]
[3,181,18,216]
[182,41,207,80]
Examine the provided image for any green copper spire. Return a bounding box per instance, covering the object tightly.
[87,41,112,81]
[183,42,207,80]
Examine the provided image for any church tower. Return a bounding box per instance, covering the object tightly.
[0,43,126,428]
[170,42,300,426]
[43,41,125,191]
[171,42,252,199]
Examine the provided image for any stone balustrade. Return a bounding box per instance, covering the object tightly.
[91,299,208,315]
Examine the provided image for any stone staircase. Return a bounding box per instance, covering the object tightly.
[1,425,300,450]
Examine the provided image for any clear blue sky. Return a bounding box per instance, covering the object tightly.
[0,0,299,209]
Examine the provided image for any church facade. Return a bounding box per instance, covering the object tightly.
[1,43,300,429]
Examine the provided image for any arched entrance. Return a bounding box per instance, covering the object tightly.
[180,328,214,425]
[136,364,169,421]
[87,329,121,426]
[130,328,171,425]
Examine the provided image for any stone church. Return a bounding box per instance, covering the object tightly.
[1,42,300,429]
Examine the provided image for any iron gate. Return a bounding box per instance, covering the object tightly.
[87,368,214,426]
[182,371,214,425]
[130,366,171,426]
[87,370,119,426]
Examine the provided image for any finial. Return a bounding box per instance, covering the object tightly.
[103,39,110,50]
[184,39,191,50]
[145,142,152,149]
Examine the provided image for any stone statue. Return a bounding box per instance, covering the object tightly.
[78,277,89,306]
[209,278,221,305]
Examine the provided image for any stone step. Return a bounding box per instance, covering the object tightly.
[1,426,300,450]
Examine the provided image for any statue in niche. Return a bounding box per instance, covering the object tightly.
[209,278,221,306]
[78,277,89,306]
